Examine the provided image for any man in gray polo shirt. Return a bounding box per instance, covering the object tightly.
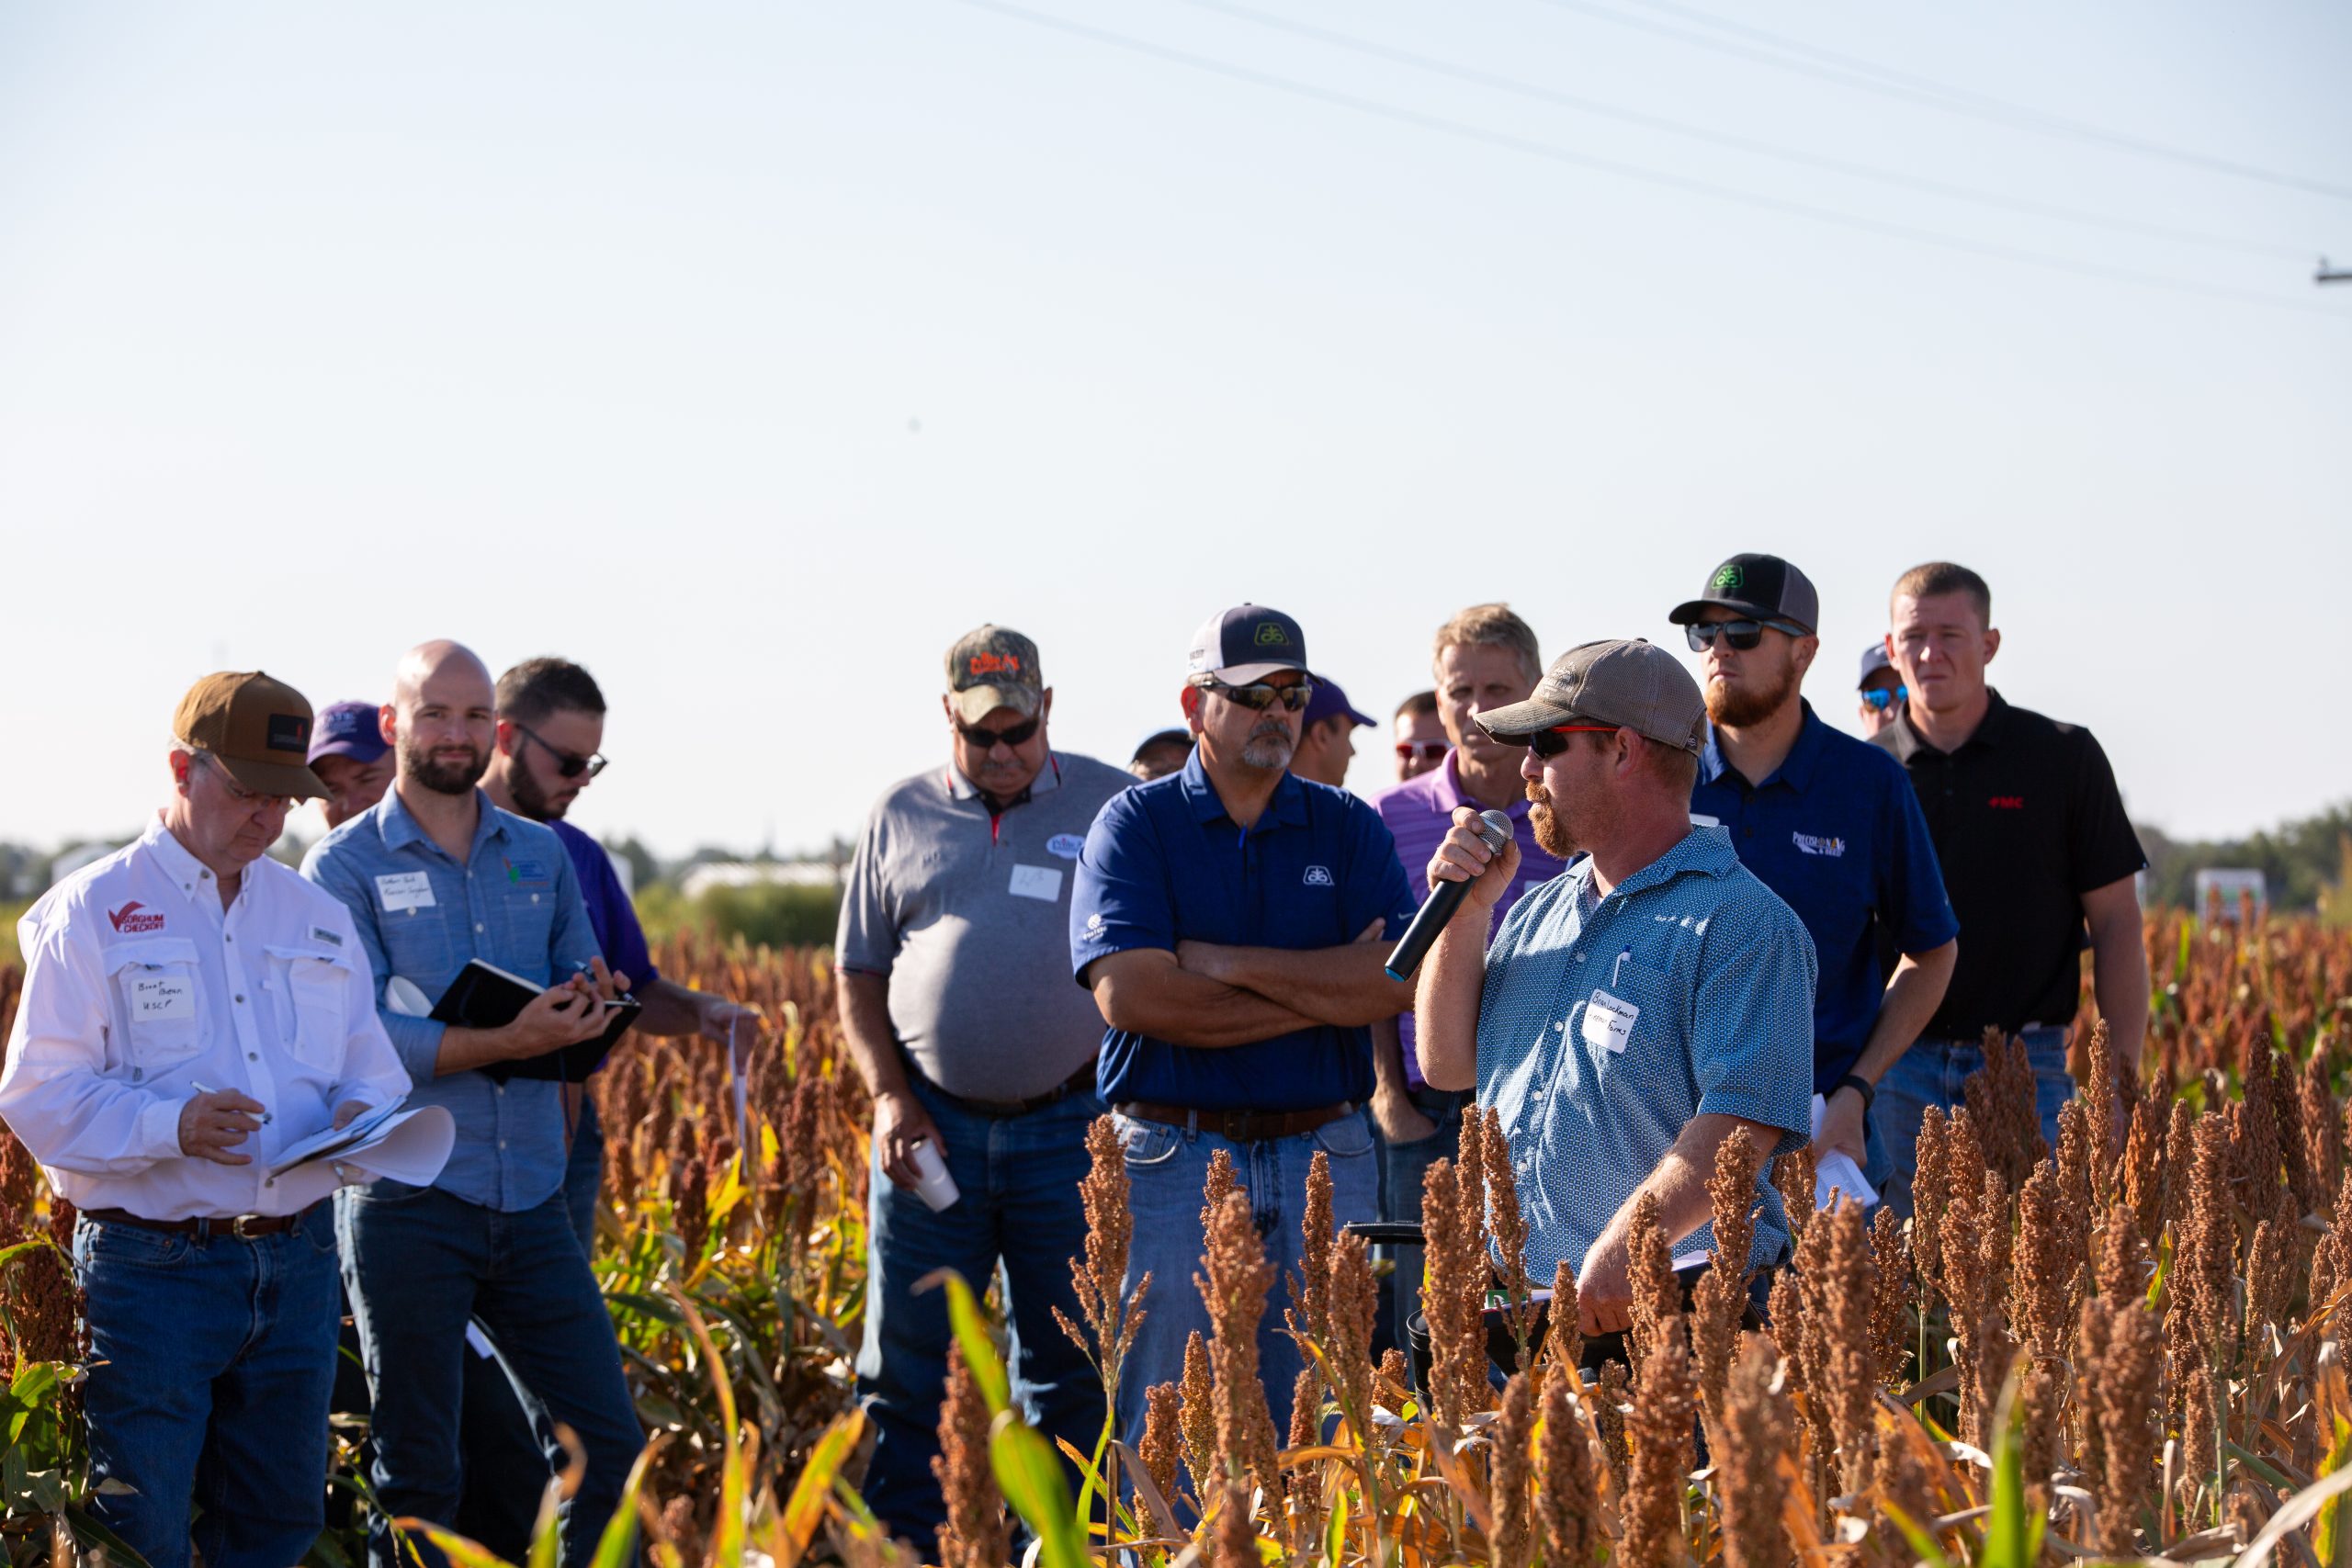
[836,625,1132,1542]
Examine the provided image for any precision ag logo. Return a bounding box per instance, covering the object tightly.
[107,901,165,934]
[1792,832,1847,858]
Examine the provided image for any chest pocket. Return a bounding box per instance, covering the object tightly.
[266,946,351,1072]
[1574,953,1672,1067]
[105,939,203,1078]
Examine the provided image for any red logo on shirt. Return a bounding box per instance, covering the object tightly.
[107,901,164,933]
[1987,795,2026,810]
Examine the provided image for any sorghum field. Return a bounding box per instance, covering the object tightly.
[3,908,2351,1568]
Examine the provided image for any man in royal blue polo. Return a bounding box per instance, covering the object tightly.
[1073,604,1417,1448]
[1668,555,1957,1198]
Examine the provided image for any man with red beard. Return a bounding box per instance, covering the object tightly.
[1670,555,1957,1203]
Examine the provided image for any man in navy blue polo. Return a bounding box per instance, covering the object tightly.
[1669,554,1958,1198]
[1073,604,1417,1451]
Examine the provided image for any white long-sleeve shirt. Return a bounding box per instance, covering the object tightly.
[0,816,412,1219]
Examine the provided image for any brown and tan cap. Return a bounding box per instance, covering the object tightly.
[1476,638,1708,756]
[173,671,331,800]
[944,626,1044,723]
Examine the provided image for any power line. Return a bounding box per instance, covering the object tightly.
[1523,0,2352,202]
[941,0,2351,320]
[1175,0,2312,261]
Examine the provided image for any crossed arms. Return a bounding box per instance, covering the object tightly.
[1084,922,1413,1048]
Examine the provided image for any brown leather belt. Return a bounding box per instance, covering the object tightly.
[84,1202,320,1241]
[1114,1100,1356,1144]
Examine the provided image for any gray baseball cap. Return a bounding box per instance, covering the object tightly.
[945,625,1044,722]
[1476,638,1708,756]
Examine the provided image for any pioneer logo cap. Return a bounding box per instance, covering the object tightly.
[1668,552,1820,634]
[1476,638,1709,756]
[945,625,1045,723]
[1184,604,1308,685]
[172,671,331,800]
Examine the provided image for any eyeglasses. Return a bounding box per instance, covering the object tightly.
[1685,618,1810,652]
[515,724,608,780]
[1196,678,1315,712]
[1395,740,1449,762]
[956,716,1041,751]
[194,750,297,812]
[1527,724,1621,759]
[1860,686,1910,711]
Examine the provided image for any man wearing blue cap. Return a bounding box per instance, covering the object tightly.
[1289,675,1377,789]
[1073,604,1417,1455]
[308,701,395,829]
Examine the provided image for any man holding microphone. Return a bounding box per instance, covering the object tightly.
[1,671,413,1568]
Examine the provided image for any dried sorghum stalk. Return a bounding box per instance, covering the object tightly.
[1057,1117,1149,1412]
[2056,1097,2098,1238]
[2238,1038,2283,1222]
[2303,1048,2341,1213]
[1964,1029,2045,1187]
[2084,1018,2123,1204]
[1626,1190,1681,1383]
[1536,1366,1599,1568]
[2012,1161,2077,1366]
[1717,1336,1788,1568]
[933,1342,1008,1568]
[2184,1115,2237,1378]
[1773,1144,1815,1247]
[2121,1085,2167,1245]
[1201,1147,1238,1235]
[2245,1204,2293,1355]
[2161,1099,2197,1242]
[2090,1300,2162,1556]
[1867,1205,1913,1391]
[2018,1359,2063,1500]
[1198,1189,1282,1499]
[1818,1198,1877,1495]
[1940,1170,2015,1446]
[1285,1365,1323,1517]
[1179,1330,1217,1506]
[1327,1231,1378,1439]
[1210,1481,1258,1568]
[1481,1105,1537,1365]
[1139,1381,1182,1513]
[1490,1369,1536,1568]
[1910,1105,1951,1310]
[1456,1109,1489,1269]
[1420,1157,1488,1430]
[1693,1127,1761,1432]
[2098,1200,2147,1309]
[1622,1333,1697,1568]
[1288,1150,1335,1356]
[2312,1168,2352,1317]
[1544,1257,1582,1376]
[1594,1359,1633,1492]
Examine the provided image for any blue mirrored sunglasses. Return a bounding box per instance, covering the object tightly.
[1860,686,1909,711]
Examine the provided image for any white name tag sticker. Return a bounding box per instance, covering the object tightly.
[1009,864,1063,902]
[1580,987,1639,1055]
[376,872,436,912]
[130,973,195,1022]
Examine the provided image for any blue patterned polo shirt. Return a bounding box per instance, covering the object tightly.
[1476,826,1816,1282]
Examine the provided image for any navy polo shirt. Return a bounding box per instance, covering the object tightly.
[1071,750,1418,1112]
[1691,702,1959,1093]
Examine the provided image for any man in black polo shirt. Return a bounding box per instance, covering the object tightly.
[1870,561,2148,1217]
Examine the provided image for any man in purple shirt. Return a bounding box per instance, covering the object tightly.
[465,655,763,1557]
[1366,604,1561,1340]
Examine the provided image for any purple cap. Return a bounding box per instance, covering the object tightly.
[1857,643,1894,690]
[307,700,388,765]
[1302,675,1375,730]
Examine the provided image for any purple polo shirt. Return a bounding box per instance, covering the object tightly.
[1369,751,1564,1088]
[549,818,659,999]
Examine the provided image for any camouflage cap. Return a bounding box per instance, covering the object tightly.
[944,625,1044,723]
[1476,638,1708,756]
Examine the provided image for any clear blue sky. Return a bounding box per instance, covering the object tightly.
[2,1,2346,858]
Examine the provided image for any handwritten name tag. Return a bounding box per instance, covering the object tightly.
[376,873,435,912]
[130,973,195,1022]
[1580,988,1639,1055]
[1009,864,1063,902]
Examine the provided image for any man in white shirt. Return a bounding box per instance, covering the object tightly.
[0,671,413,1568]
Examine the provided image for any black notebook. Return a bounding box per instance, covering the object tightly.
[429,959,641,1083]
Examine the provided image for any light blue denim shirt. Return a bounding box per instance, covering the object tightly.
[301,787,603,1213]
[1476,826,1816,1283]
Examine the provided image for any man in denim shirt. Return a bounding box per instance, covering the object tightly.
[303,641,642,1568]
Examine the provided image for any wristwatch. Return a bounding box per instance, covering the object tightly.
[1834,1073,1876,1112]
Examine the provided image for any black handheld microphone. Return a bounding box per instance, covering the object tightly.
[1383,808,1514,982]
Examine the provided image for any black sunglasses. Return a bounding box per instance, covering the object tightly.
[1196,678,1315,712]
[1685,618,1810,652]
[515,724,608,780]
[1860,686,1910,711]
[956,716,1041,751]
[1527,724,1621,759]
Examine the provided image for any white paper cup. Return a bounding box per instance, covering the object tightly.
[910,1139,961,1212]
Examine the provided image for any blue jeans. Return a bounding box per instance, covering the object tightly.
[338,1181,642,1568]
[1113,1107,1379,1451]
[1375,1085,1471,1358]
[1871,1027,2073,1218]
[73,1204,343,1568]
[855,1077,1107,1540]
[452,1095,605,1559]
